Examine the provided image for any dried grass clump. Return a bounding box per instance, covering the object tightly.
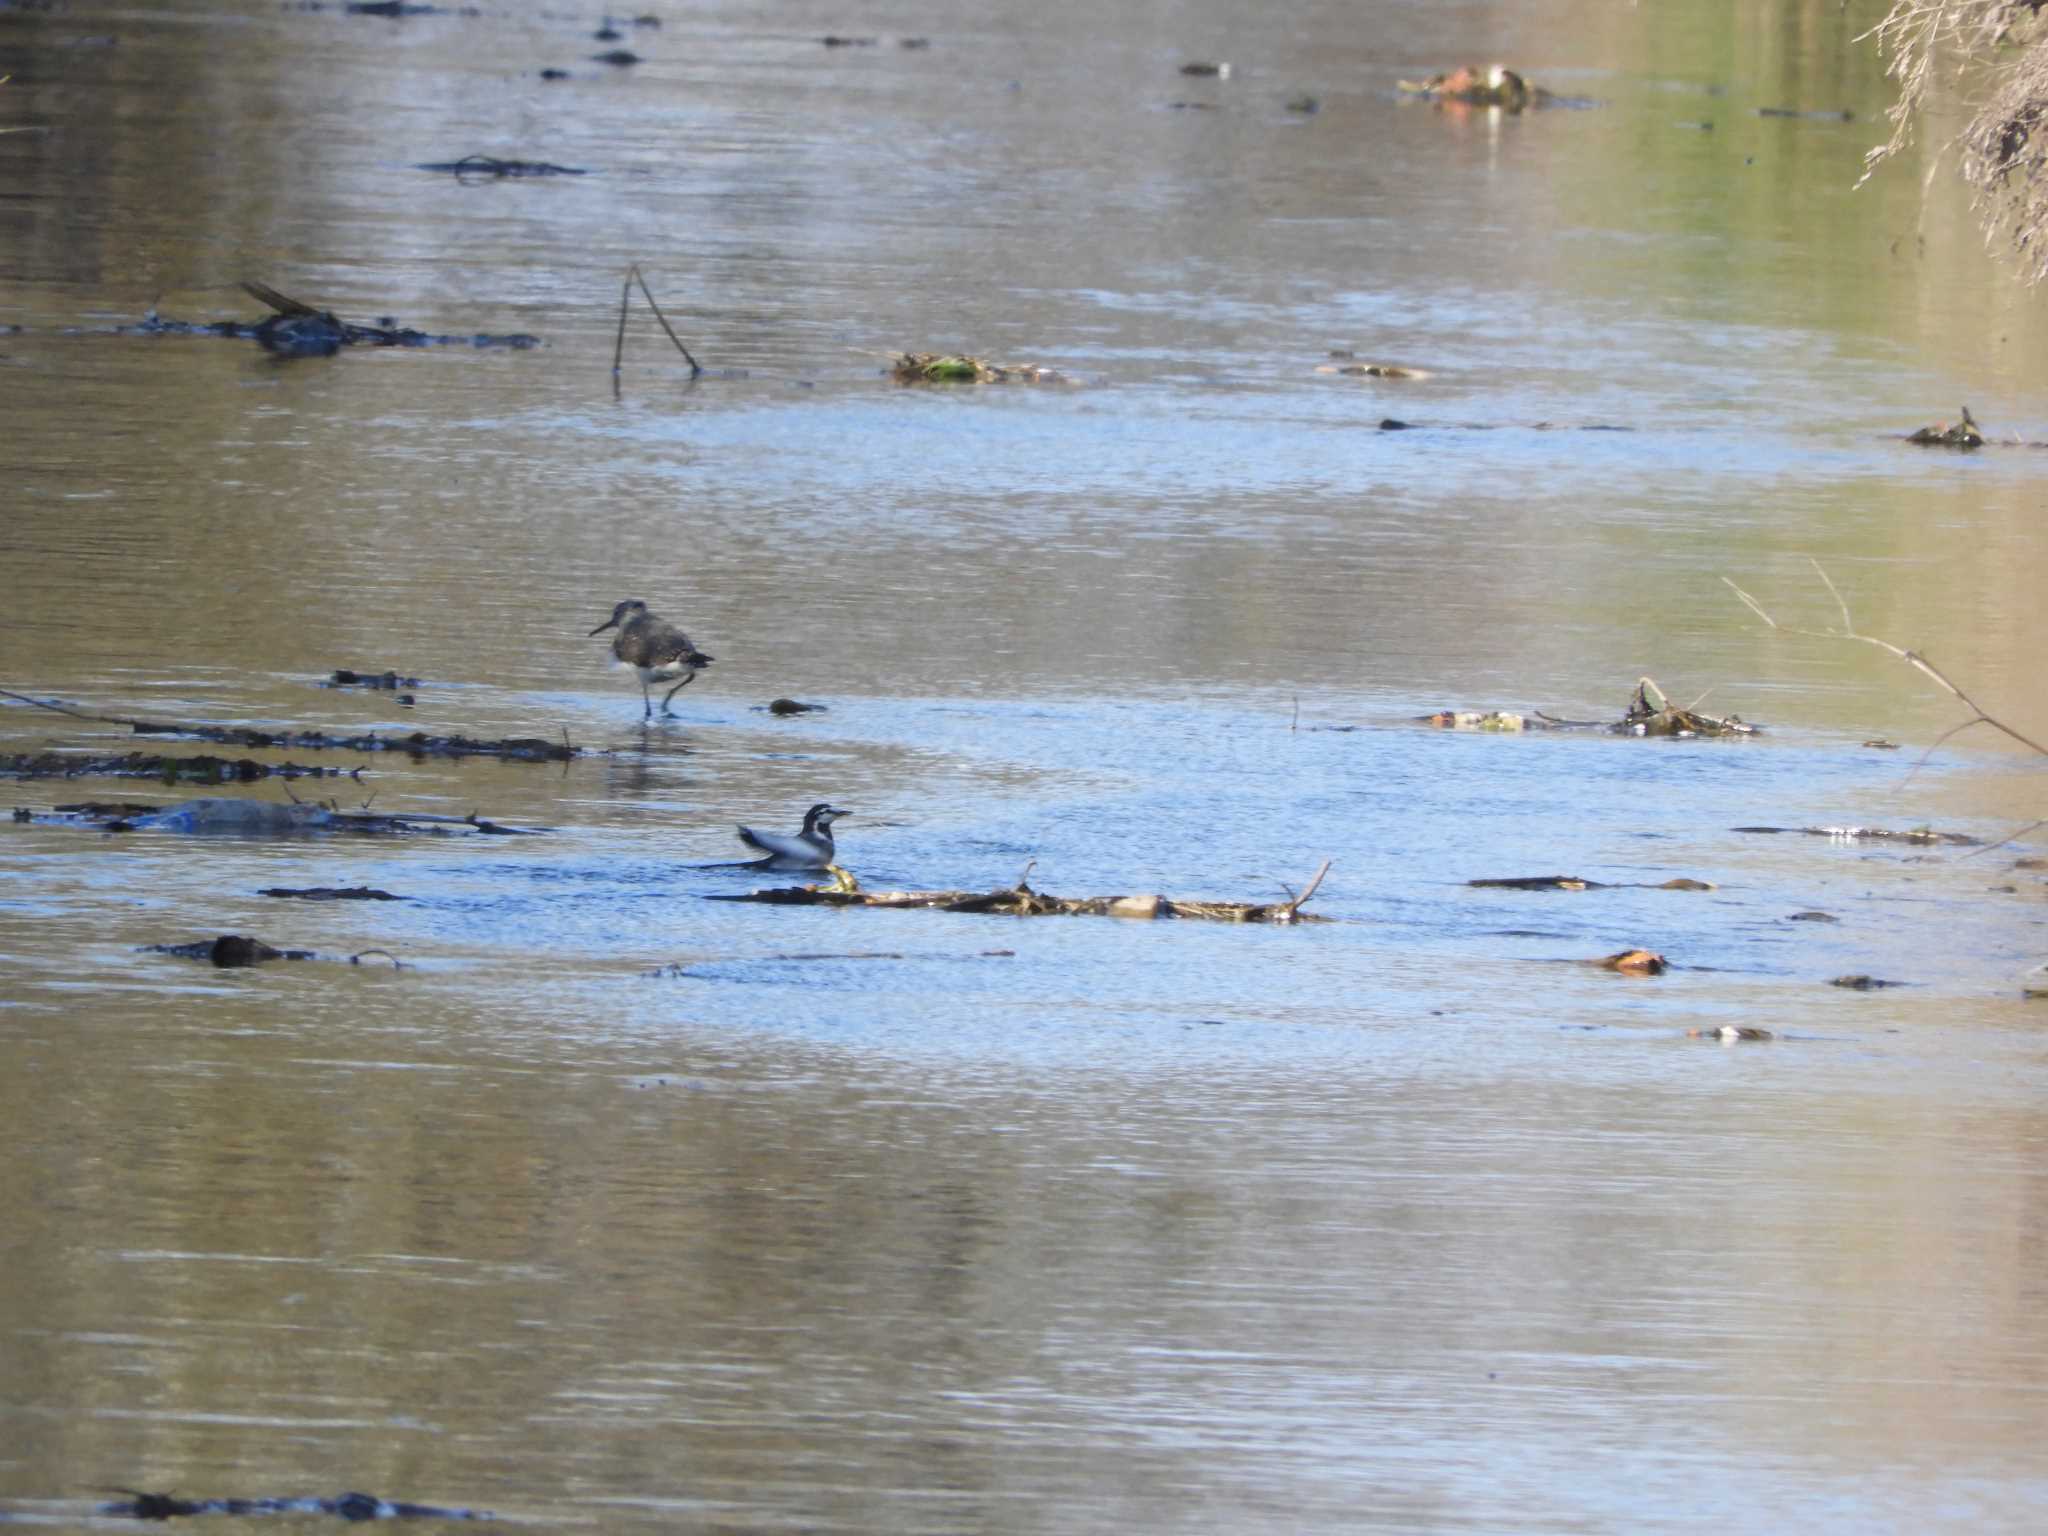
[1863,0,2048,283]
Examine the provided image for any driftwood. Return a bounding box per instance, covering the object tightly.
[0,687,577,762]
[709,860,1334,925]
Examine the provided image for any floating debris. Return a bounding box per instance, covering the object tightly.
[710,860,1333,925]
[1688,1025,1773,1040]
[1906,405,1984,448]
[763,697,826,715]
[1286,94,1319,113]
[1398,64,1546,110]
[1786,910,1840,923]
[888,351,1068,384]
[1863,738,1902,749]
[821,34,877,47]
[1423,710,1544,731]
[592,48,641,65]
[1316,361,1431,379]
[1733,825,1981,846]
[100,1489,485,1521]
[1757,105,1854,122]
[1622,676,1755,737]
[1180,61,1231,77]
[1423,679,1756,738]
[1831,974,1908,990]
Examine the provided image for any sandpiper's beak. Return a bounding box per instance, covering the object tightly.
[588,617,618,636]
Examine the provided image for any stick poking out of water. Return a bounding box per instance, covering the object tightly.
[612,264,703,396]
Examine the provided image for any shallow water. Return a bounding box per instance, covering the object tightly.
[4,1,2048,1531]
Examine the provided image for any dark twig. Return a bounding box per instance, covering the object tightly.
[612,263,702,396]
[0,686,113,723]
[1723,561,2048,760]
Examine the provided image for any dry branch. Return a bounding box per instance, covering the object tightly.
[1724,558,2046,854]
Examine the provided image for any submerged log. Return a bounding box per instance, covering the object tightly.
[258,886,407,901]
[101,1489,487,1521]
[1469,875,1717,891]
[1,684,579,761]
[1,751,350,783]
[709,861,1334,925]
[416,155,588,178]
[59,796,547,837]
[328,668,420,690]
[144,935,316,967]
[1596,949,1667,974]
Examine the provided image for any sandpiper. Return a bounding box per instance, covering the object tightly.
[721,803,848,870]
[589,598,714,718]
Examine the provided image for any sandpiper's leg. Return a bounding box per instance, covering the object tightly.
[659,673,697,715]
[641,682,653,719]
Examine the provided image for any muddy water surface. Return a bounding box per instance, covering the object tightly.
[4,1,2048,1531]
